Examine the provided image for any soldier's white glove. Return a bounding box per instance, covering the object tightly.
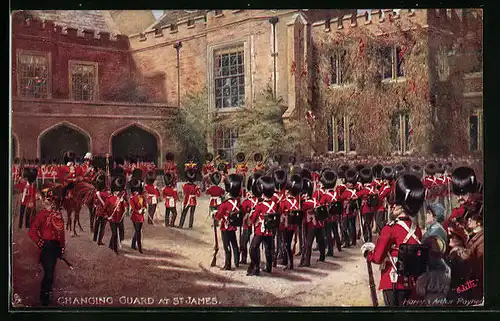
[361,242,375,257]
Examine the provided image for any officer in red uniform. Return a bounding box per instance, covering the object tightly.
[206,172,225,227]
[130,178,147,253]
[92,174,109,245]
[144,171,160,224]
[423,162,438,205]
[163,152,179,187]
[319,170,342,257]
[162,173,179,227]
[240,172,263,265]
[248,176,277,275]
[340,169,360,247]
[362,174,425,306]
[58,151,84,236]
[215,174,243,270]
[234,152,249,194]
[28,183,66,306]
[106,176,128,254]
[179,162,201,229]
[357,167,379,243]
[279,174,302,269]
[202,153,216,192]
[15,167,38,229]
[252,153,266,173]
[271,169,288,266]
[375,166,395,233]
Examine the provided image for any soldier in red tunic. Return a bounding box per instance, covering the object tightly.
[357,167,379,243]
[374,166,395,233]
[319,170,342,257]
[279,174,302,269]
[130,178,147,253]
[162,173,179,227]
[272,169,288,267]
[340,169,360,247]
[179,162,201,229]
[92,174,109,245]
[163,152,179,188]
[240,172,263,265]
[215,174,243,270]
[15,167,38,229]
[106,176,128,254]
[144,171,160,224]
[202,153,215,192]
[28,183,66,306]
[248,176,277,275]
[253,153,266,173]
[362,174,425,306]
[58,151,84,236]
[206,172,225,227]
[234,152,249,194]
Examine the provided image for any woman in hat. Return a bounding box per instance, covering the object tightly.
[423,203,447,245]
[445,225,471,302]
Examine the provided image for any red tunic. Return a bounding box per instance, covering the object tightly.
[319,189,342,223]
[366,217,422,290]
[313,187,325,202]
[93,191,109,217]
[29,209,65,248]
[182,183,201,206]
[58,164,83,185]
[341,187,359,218]
[358,184,378,215]
[163,162,179,184]
[251,199,278,236]
[278,195,300,231]
[162,187,179,208]
[442,205,466,230]
[422,175,438,200]
[235,163,249,178]
[376,183,392,212]
[206,185,225,208]
[14,181,37,207]
[215,198,240,231]
[144,184,160,205]
[130,193,147,223]
[241,197,259,230]
[106,193,128,223]
[253,163,265,173]
[271,189,286,204]
[302,198,324,229]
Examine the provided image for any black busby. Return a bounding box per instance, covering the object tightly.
[345,168,358,185]
[425,162,437,176]
[205,153,214,162]
[250,172,264,197]
[34,158,40,165]
[372,163,384,179]
[254,153,263,162]
[359,167,372,185]
[410,164,423,180]
[451,166,478,196]
[288,174,303,197]
[273,169,288,190]
[224,174,243,198]
[355,164,365,173]
[381,166,395,181]
[402,160,410,171]
[14,157,20,164]
[299,168,312,181]
[288,155,297,165]
[185,168,197,182]
[302,178,314,198]
[22,167,30,180]
[236,152,245,163]
[321,170,337,189]
[256,176,275,199]
[92,156,107,171]
[394,164,406,178]
[26,167,38,183]
[63,151,76,164]
[394,174,426,216]
[211,171,222,185]
[436,163,445,174]
[40,183,64,209]
[132,168,143,179]
[311,162,322,173]
[217,162,227,173]
[218,150,228,161]
[130,178,143,194]
[111,176,126,193]
[163,172,174,187]
[95,174,106,191]
[146,171,156,185]
[273,154,282,165]
[165,152,175,161]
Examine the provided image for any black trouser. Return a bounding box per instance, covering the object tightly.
[165,207,177,226]
[93,216,107,243]
[109,222,119,254]
[276,230,286,263]
[374,210,387,233]
[118,220,125,242]
[341,216,352,246]
[239,227,252,263]
[148,204,156,224]
[221,230,239,268]
[362,213,374,242]
[89,207,96,232]
[297,224,304,254]
[249,234,273,274]
[19,205,35,229]
[179,205,196,228]
[301,226,326,266]
[131,222,143,252]
[283,229,295,268]
[382,289,412,306]
[39,240,62,306]
[325,221,342,254]
[348,216,357,246]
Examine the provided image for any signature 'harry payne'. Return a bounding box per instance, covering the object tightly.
[456,279,479,294]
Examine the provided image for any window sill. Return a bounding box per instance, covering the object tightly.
[215,107,244,113]
[382,77,406,84]
[329,83,355,89]
[463,71,482,79]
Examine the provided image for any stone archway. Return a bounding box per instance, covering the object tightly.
[39,122,91,162]
[111,124,159,165]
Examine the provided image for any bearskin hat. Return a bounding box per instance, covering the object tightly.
[256,176,275,199]
[288,174,303,197]
[372,163,384,179]
[26,167,38,183]
[359,167,372,185]
[224,174,243,198]
[345,168,358,185]
[394,174,426,216]
[410,164,423,180]
[436,163,445,174]
[300,168,312,181]
[205,153,214,162]
[95,174,106,191]
[13,158,20,164]
[355,164,365,173]
[217,162,227,173]
[185,168,197,182]
[273,169,288,190]
[425,162,437,176]
[321,170,337,189]
[163,172,174,187]
[452,166,478,196]
[302,178,314,198]
[34,158,40,165]
[218,150,227,161]
[273,154,282,165]
[146,171,156,185]
[311,162,322,173]
[250,172,264,197]
[63,151,76,164]
[393,164,406,178]
[111,176,126,193]
[381,166,395,181]
[288,155,297,165]
[236,152,245,163]
[132,168,143,179]
[401,160,410,171]
[129,178,143,194]
[254,153,263,162]
[92,156,107,171]
[165,152,175,162]
[211,171,222,186]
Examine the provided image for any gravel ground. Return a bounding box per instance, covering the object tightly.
[11,195,384,308]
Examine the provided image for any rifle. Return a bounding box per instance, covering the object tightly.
[210,220,219,267]
[364,251,378,307]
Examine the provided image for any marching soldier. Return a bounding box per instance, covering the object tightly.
[163,152,179,188]
[340,169,359,248]
[15,167,38,229]
[374,166,395,232]
[214,174,243,270]
[162,173,179,227]
[206,172,225,227]
[272,169,287,266]
[202,153,216,192]
[235,152,249,195]
[319,170,343,257]
[144,171,160,224]
[92,174,109,245]
[253,153,266,173]
[106,176,128,255]
[357,167,378,243]
[279,174,303,269]
[240,172,263,265]
[28,183,67,306]
[179,161,201,229]
[130,178,147,254]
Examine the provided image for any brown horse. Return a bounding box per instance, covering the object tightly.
[63,188,85,237]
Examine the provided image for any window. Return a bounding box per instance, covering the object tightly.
[17,51,50,98]
[214,47,245,109]
[69,61,98,101]
[469,110,483,151]
[329,50,351,85]
[327,117,334,152]
[327,115,355,152]
[381,46,393,80]
[391,113,412,152]
[395,46,405,77]
[215,127,239,164]
[381,45,405,80]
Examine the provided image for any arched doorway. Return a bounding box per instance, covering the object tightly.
[111,124,158,165]
[39,123,91,162]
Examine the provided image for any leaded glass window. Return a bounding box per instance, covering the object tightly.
[70,61,97,101]
[18,53,49,98]
[214,48,245,108]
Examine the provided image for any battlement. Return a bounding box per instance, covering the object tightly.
[11,11,129,50]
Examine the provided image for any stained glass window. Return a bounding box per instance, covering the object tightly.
[70,62,97,101]
[18,53,49,98]
[214,48,245,108]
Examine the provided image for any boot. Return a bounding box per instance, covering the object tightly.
[223,258,231,270]
[265,264,272,273]
[40,292,51,306]
[318,254,325,262]
[326,250,334,257]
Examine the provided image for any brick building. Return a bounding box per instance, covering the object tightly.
[10,9,482,165]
